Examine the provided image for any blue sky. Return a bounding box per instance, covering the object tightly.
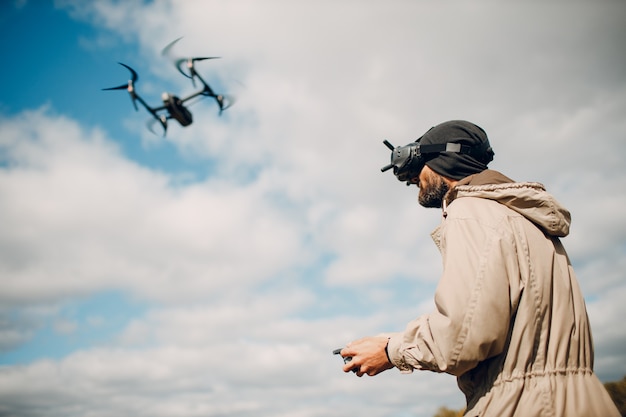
[1,1,625,416]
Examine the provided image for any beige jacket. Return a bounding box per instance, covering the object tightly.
[386,170,619,417]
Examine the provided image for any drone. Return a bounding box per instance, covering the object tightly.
[103,38,233,135]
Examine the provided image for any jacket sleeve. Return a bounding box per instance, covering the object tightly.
[387,205,523,376]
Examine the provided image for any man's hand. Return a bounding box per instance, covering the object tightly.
[340,336,394,377]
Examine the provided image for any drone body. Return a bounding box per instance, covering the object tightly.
[161,93,193,126]
[103,39,232,135]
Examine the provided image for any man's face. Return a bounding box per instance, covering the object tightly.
[414,165,450,208]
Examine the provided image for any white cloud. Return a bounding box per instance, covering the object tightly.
[0,342,463,417]
[0,109,307,304]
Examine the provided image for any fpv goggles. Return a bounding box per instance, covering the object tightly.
[380,138,492,185]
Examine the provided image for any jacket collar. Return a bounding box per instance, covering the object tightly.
[445,169,514,206]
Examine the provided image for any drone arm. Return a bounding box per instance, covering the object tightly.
[127,90,138,111]
[194,72,217,97]
[132,94,159,117]
[180,86,228,115]
[179,89,207,103]
[133,94,169,134]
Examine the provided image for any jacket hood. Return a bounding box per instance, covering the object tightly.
[449,170,571,237]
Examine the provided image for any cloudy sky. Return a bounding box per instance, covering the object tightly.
[1,1,625,416]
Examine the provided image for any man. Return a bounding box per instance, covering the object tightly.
[339,120,620,417]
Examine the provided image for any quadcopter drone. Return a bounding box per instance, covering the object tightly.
[103,38,233,135]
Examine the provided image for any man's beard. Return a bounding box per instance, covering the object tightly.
[418,176,450,208]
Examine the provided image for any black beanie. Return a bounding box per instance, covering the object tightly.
[420,120,494,180]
